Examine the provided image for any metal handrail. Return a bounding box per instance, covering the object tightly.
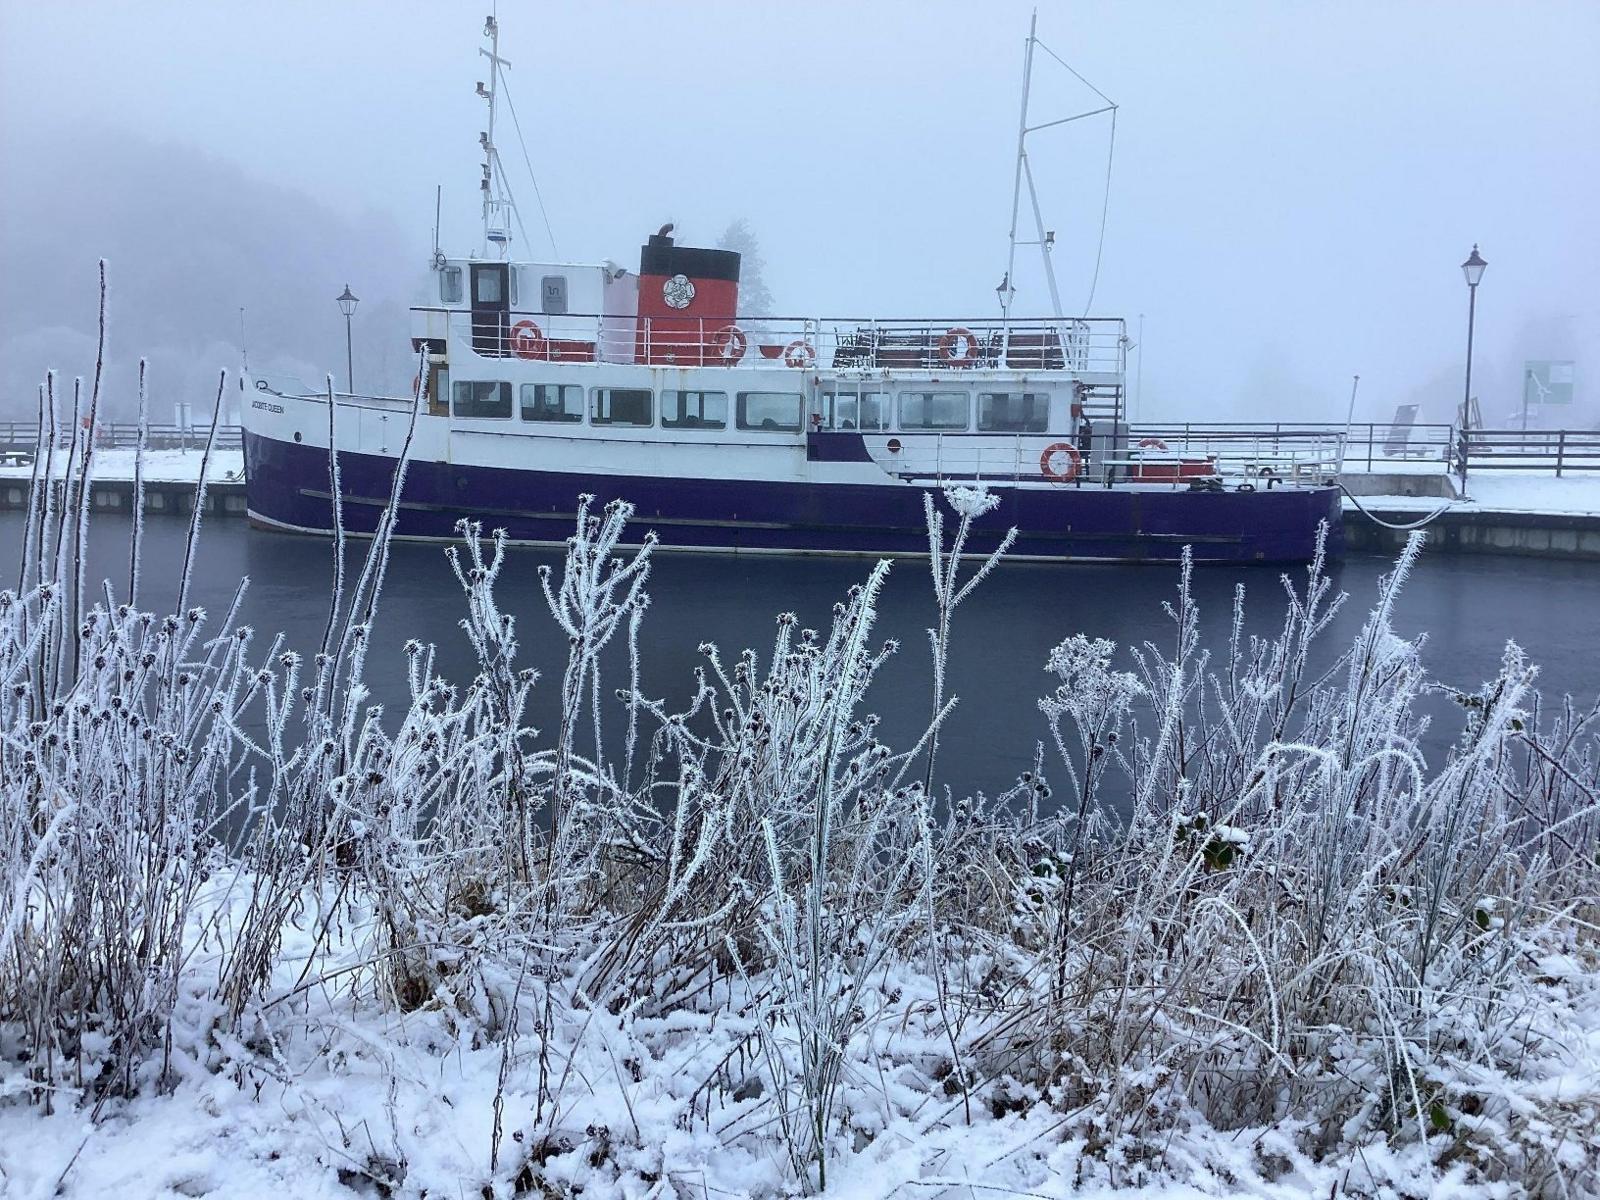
[417,308,1129,374]
[0,421,243,453]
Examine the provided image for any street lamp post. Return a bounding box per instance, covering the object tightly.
[1457,246,1486,492]
[337,284,359,395]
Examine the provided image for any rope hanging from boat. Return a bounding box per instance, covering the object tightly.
[1338,482,1454,531]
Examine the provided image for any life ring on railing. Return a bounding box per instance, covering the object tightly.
[783,339,816,368]
[509,319,544,359]
[1040,442,1081,483]
[711,324,748,365]
[938,326,980,368]
[1138,437,1169,452]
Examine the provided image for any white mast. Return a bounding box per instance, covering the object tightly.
[1000,13,1118,321]
[1000,11,1037,323]
[478,13,514,258]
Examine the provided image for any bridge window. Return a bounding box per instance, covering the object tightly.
[822,389,889,431]
[520,384,582,423]
[977,392,1050,433]
[737,392,802,432]
[439,266,463,305]
[452,380,512,419]
[591,387,653,427]
[898,391,969,431]
[662,390,728,430]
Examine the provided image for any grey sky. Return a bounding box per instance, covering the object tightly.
[3,0,1597,424]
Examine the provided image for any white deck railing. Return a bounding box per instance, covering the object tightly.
[411,309,1128,375]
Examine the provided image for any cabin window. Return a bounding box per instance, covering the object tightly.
[452,380,512,419]
[898,391,969,431]
[541,275,568,315]
[977,391,1050,433]
[736,392,802,432]
[821,389,889,431]
[439,266,463,304]
[520,384,582,423]
[591,387,653,427]
[662,390,728,430]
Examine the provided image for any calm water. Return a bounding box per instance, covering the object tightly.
[6,512,1598,799]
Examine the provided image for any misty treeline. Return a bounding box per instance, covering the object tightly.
[0,292,1597,1198]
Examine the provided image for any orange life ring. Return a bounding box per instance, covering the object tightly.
[1138,436,1169,452]
[711,324,748,365]
[783,340,816,368]
[938,326,980,368]
[1040,442,1081,483]
[510,319,544,359]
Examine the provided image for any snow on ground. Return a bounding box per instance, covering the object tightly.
[5,869,1594,1200]
[0,448,245,484]
[1342,471,1600,516]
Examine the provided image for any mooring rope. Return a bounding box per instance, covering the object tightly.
[1338,483,1454,531]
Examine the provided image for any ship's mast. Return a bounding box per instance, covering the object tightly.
[1000,13,1117,321]
[1000,11,1038,323]
[478,13,514,258]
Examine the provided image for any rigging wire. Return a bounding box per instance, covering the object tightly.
[1025,36,1118,316]
[497,70,560,258]
[1034,38,1116,107]
[490,148,534,254]
[1082,106,1116,315]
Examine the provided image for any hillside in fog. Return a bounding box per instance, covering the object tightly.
[0,123,418,421]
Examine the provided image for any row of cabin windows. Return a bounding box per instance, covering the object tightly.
[822,390,1052,433]
[451,383,806,431]
[451,384,1056,434]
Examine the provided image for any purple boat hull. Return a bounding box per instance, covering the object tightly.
[243,432,1344,564]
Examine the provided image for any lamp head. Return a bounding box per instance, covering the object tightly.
[1461,245,1487,288]
[337,284,359,318]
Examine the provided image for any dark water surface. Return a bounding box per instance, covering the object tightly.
[7,512,1598,800]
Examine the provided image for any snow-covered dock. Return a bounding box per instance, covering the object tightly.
[0,449,248,517]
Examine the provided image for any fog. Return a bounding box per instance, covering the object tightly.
[3,0,1596,428]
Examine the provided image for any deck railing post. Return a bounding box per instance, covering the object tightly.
[1367,423,1374,471]
[1557,429,1566,478]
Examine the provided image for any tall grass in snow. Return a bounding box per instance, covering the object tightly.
[1,279,1597,1196]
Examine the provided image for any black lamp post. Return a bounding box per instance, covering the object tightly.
[1457,246,1486,490]
[336,284,359,394]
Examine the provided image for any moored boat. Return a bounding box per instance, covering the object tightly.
[243,17,1342,565]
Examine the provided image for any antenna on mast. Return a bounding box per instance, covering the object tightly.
[478,11,515,257]
[431,184,444,267]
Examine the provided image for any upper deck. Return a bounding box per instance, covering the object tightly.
[411,234,1127,393]
[412,305,1128,381]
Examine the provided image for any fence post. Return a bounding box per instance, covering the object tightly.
[1367,422,1373,471]
[1556,429,1565,479]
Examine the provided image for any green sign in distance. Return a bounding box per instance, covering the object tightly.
[1523,361,1575,407]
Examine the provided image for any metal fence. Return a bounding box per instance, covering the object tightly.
[1456,428,1600,475]
[0,422,243,455]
